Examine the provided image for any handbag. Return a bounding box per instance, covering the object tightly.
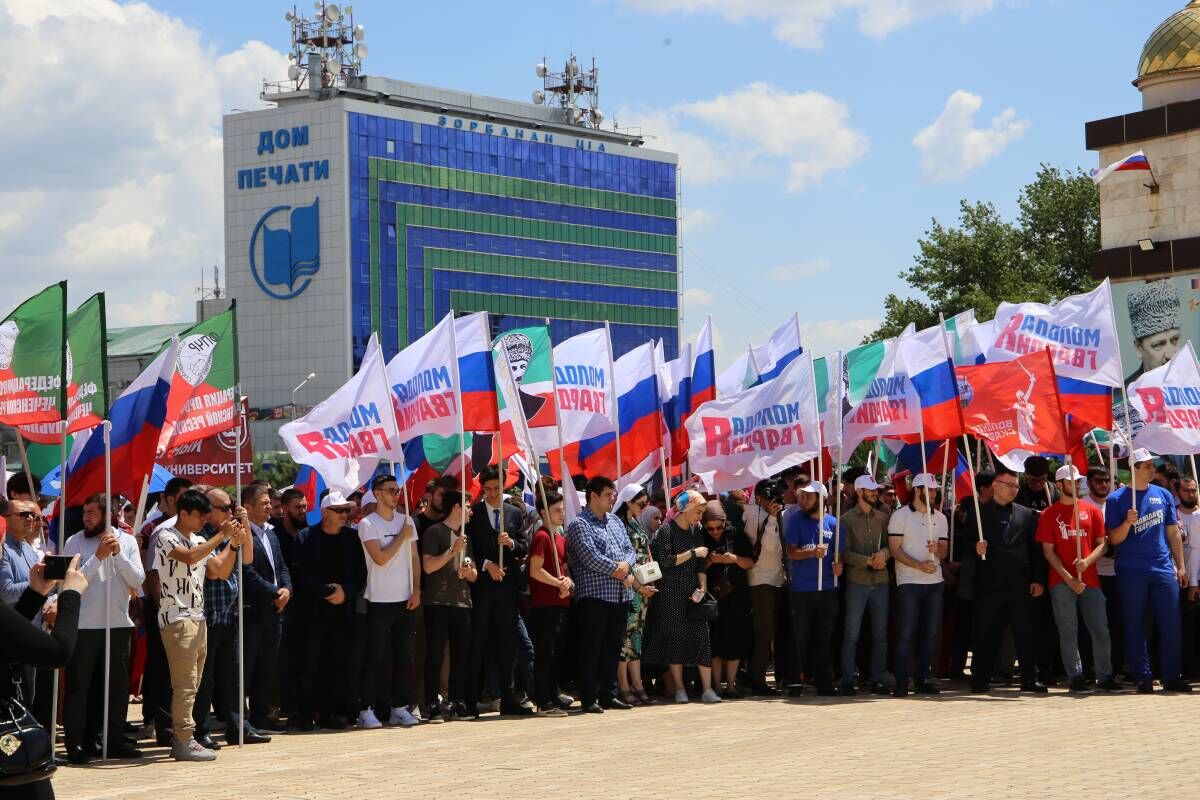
[632,524,662,585]
[686,591,719,621]
[0,667,55,786]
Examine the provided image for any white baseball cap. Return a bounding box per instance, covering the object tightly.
[799,482,829,498]
[911,473,939,490]
[1131,448,1155,465]
[320,490,355,511]
[853,475,880,491]
[1054,465,1082,482]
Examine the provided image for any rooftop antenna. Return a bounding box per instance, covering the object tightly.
[267,3,366,97]
[532,54,603,129]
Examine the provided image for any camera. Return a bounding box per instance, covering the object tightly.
[757,478,786,506]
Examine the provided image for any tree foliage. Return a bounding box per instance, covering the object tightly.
[868,165,1100,341]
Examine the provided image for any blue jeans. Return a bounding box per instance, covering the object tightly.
[840,582,889,685]
[894,582,943,691]
[1049,583,1112,681]
[1117,568,1182,682]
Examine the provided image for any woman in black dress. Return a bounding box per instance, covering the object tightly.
[701,501,754,699]
[641,491,721,704]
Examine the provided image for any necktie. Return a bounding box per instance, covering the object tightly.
[493,508,500,531]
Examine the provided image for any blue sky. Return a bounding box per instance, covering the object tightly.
[0,0,1182,370]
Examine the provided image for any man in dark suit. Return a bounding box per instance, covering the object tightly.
[965,468,1049,694]
[240,484,292,731]
[465,466,531,717]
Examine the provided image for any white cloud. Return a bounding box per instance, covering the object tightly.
[681,207,716,235]
[913,90,1029,182]
[0,0,288,326]
[800,317,880,356]
[683,287,714,307]
[769,258,831,280]
[622,0,997,49]
[617,108,735,185]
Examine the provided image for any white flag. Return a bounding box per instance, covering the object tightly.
[281,333,402,495]
[686,351,821,492]
[531,328,614,454]
[1128,340,1200,456]
[385,312,458,443]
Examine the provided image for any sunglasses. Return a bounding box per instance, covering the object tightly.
[329,507,352,515]
[211,504,233,513]
[377,487,401,495]
[5,511,37,520]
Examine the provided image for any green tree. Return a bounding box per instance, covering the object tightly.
[868,165,1099,341]
[253,451,299,489]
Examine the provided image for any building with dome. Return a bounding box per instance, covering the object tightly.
[1088,1,1200,391]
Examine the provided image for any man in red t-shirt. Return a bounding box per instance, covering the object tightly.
[527,490,573,716]
[1035,465,1118,692]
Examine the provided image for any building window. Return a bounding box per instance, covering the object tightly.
[386,139,396,155]
[387,223,396,241]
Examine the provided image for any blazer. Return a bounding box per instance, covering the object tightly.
[466,501,528,592]
[289,525,366,618]
[243,521,293,620]
[964,500,1048,589]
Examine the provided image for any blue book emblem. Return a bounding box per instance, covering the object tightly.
[249,198,320,299]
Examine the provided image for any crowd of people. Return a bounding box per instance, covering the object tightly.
[0,445,1196,779]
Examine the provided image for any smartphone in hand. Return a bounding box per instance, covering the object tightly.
[42,555,73,581]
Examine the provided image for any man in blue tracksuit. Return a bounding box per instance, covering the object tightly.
[1105,448,1191,693]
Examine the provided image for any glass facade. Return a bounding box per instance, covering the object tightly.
[347,112,679,367]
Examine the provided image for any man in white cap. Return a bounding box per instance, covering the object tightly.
[1105,448,1190,693]
[838,474,891,695]
[1035,465,1117,693]
[783,481,843,696]
[888,474,948,696]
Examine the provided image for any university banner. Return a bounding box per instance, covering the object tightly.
[1127,340,1200,456]
[160,400,254,485]
[280,333,403,495]
[987,279,1122,388]
[956,349,1069,457]
[0,282,67,428]
[157,306,239,454]
[21,292,108,444]
[685,351,820,492]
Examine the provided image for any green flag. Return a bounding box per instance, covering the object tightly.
[0,282,67,428]
[21,292,108,443]
[493,325,555,430]
[157,304,240,453]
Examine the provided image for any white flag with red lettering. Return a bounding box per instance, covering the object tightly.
[1128,340,1200,456]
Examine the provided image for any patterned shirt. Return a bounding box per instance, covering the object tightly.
[154,527,212,628]
[566,508,637,603]
[201,525,239,627]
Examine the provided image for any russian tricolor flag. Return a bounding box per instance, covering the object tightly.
[454,312,499,433]
[658,340,692,465]
[887,438,973,507]
[65,339,180,506]
[897,323,964,442]
[691,316,716,407]
[1091,150,1151,185]
[748,314,802,388]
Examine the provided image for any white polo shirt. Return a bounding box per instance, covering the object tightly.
[888,504,947,586]
[358,511,417,603]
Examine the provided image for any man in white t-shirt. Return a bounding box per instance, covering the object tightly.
[358,474,421,728]
[743,480,786,695]
[1178,478,1200,676]
[888,473,948,696]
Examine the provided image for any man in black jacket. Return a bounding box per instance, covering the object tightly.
[465,466,531,717]
[289,491,366,728]
[966,469,1048,693]
[240,484,292,731]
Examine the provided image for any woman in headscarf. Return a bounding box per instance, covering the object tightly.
[615,485,652,705]
[641,491,721,704]
[701,500,755,699]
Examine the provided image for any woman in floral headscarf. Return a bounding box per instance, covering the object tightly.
[615,485,653,705]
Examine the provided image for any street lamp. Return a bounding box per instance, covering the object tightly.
[292,372,316,417]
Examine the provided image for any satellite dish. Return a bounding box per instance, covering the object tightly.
[285,11,295,21]
[324,3,341,22]
[287,52,296,61]
[325,56,342,74]
[354,42,368,59]
[592,108,604,124]
[354,24,365,40]
[532,89,545,105]
[535,62,547,78]
[288,64,301,80]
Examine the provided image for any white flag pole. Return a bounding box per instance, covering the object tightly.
[604,321,623,489]
[807,353,826,592]
[235,394,245,747]
[937,313,984,560]
[101,420,112,761]
[48,421,68,764]
[448,311,468,570]
[544,318,574,533]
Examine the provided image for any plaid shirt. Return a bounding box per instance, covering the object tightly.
[566,508,636,603]
[201,525,239,626]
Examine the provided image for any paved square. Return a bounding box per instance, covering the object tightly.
[54,688,1193,799]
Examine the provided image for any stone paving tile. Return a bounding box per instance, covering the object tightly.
[53,689,1195,799]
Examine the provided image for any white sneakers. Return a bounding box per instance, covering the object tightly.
[674,689,689,704]
[700,689,723,704]
[172,739,216,762]
[357,709,383,729]
[389,706,419,727]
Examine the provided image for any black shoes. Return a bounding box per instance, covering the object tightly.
[838,683,857,696]
[226,727,271,744]
[869,682,890,696]
[499,702,534,717]
[1097,678,1122,692]
[750,683,781,696]
[969,683,990,694]
[600,697,633,710]
[582,702,604,714]
[66,745,92,765]
[196,735,222,750]
[1164,679,1193,693]
[1020,682,1049,694]
[1137,681,1155,694]
[1068,677,1091,694]
[914,681,940,696]
[815,685,839,697]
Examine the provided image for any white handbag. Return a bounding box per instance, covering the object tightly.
[633,560,662,585]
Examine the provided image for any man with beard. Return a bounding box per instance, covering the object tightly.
[62,494,146,762]
[416,475,458,536]
[273,489,309,568]
[273,487,309,720]
[1178,479,1200,677]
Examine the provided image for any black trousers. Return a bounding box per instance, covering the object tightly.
[299,604,357,720]
[367,602,416,712]
[279,610,306,717]
[141,599,172,731]
[790,591,838,690]
[972,582,1040,687]
[529,605,569,708]
[1100,574,1125,677]
[243,612,282,725]
[193,620,237,738]
[424,605,471,707]
[63,628,131,750]
[574,598,628,707]
[468,588,518,706]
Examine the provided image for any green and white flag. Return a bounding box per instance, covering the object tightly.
[493,325,556,432]
[22,292,108,443]
[0,282,67,429]
[841,324,919,455]
[813,351,843,451]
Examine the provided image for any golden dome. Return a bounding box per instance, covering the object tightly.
[1137,1,1200,83]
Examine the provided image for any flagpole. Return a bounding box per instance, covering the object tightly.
[14,435,45,552]
[544,318,573,526]
[832,447,842,588]
[918,427,936,565]
[101,420,112,762]
[235,394,245,747]
[807,353,826,592]
[1120,386,1137,517]
[648,341,671,499]
[448,311,468,570]
[48,421,68,764]
[604,321,622,488]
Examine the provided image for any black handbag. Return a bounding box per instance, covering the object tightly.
[0,667,55,786]
[686,592,719,621]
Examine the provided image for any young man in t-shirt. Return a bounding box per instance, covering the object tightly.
[887,474,949,697]
[1035,465,1117,693]
[1105,449,1191,693]
[527,490,574,716]
[783,482,844,696]
[155,489,248,762]
[358,473,422,727]
[420,490,477,722]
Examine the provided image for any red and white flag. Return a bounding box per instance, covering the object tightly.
[955,350,1069,457]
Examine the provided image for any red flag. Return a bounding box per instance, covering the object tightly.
[955,350,1069,456]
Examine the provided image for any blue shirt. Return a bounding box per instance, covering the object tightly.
[784,512,843,591]
[1105,484,1178,575]
[565,508,636,603]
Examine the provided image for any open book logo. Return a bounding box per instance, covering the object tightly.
[249,197,320,300]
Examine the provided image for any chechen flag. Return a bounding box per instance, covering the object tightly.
[1127,339,1200,456]
[956,350,1069,457]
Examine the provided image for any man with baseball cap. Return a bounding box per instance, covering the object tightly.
[888,474,949,696]
[783,481,844,696]
[1105,449,1191,693]
[1035,466,1117,692]
[838,475,891,695]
